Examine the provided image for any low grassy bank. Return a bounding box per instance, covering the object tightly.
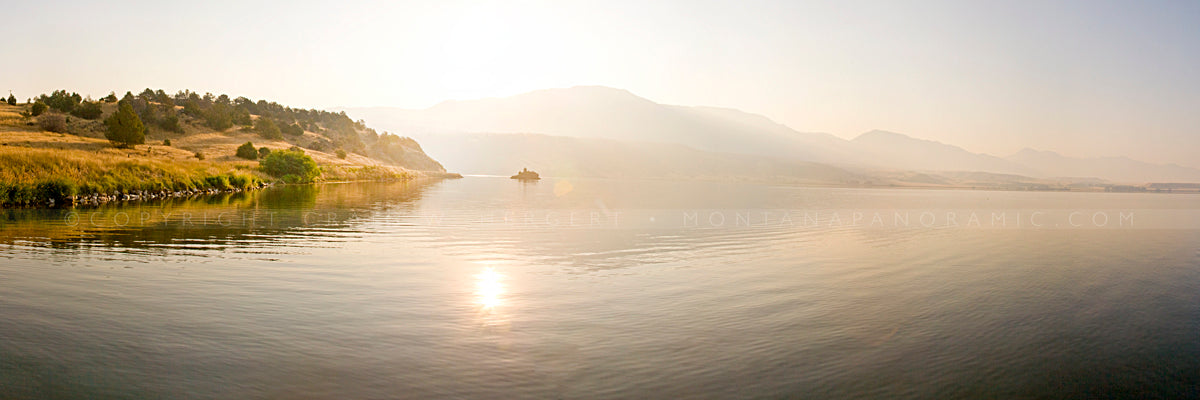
[0,147,265,206]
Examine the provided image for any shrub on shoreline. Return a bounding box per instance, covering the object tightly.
[260,149,320,183]
[35,178,79,202]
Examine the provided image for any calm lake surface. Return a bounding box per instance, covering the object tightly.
[1,177,1198,399]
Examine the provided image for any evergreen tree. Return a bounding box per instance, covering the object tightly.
[159,110,183,133]
[282,122,304,136]
[71,101,103,119]
[232,106,253,126]
[255,118,282,140]
[6,94,15,106]
[205,102,233,130]
[41,90,81,112]
[104,101,146,148]
[30,101,47,116]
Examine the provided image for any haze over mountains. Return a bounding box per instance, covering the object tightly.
[344,86,1200,185]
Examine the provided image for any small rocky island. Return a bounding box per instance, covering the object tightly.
[511,168,541,180]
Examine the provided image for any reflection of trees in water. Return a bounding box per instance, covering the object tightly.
[256,184,319,209]
[0,180,444,250]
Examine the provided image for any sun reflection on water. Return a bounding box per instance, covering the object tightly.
[475,266,505,311]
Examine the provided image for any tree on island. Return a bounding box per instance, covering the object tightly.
[104,101,146,148]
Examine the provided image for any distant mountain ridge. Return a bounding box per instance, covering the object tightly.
[341,86,1200,184]
[1006,147,1200,183]
[850,130,1036,176]
[348,86,862,164]
[411,132,863,184]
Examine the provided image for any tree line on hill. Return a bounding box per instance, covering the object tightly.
[19,89,379,150]
[14,88,441,174]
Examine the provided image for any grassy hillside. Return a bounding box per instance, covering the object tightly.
[0,90,455,206]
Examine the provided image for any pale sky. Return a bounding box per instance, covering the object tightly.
[7,0,1200,166]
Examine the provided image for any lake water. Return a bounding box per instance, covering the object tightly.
[1,177,1198,399]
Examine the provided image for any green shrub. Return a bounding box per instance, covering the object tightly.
[194,151,205,160]
[35,178,78,202]
[227,174,246,189]
[260,149,320,183]
[203,174,230,190]
[255,118,282,140]
[281,123,304,136]
[6,94,16,106]
[232,107,252,126]
[205,102,233,131]
[30,101,47,116]
[226,173,256,189]
[5,185,34,205]
[159,113,183,133]
[236,141,258,160]
[336,149,347,159]
[163,138,171,146]
[258,147,271,158]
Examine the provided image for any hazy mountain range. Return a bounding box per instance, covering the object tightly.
[343,86,1200,185]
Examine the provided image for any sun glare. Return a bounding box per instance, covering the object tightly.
[474,266,505,310]
[432,5,569,100]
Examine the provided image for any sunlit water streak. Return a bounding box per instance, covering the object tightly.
[0,178,1198,399]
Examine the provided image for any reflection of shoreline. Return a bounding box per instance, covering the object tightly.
[63,210,366,229]
[0,180,444,247]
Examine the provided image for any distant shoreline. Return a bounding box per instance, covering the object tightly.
[452,174,1200,194]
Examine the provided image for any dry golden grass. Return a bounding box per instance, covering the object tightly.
[0,104,23,125]
[171,128,396,167]
[0,102,421,205]
[0,104,264,204]
[0,144,266,204]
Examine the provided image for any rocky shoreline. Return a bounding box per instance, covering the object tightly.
[34,183,275,208]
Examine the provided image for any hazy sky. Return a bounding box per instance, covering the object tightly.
[8,0,1200,166]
